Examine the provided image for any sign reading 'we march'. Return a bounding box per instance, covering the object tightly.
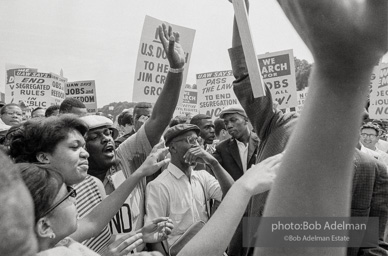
[132,15,195,105]
[257,50,297,109]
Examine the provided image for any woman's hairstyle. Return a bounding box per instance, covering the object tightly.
[9,114,88,163]
[18,163,64,223]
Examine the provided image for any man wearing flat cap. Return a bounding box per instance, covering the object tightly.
[145,124,234,253]
[212,107,259,255]
[214,107,259,180]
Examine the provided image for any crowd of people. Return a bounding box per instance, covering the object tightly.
[0,0,387,256]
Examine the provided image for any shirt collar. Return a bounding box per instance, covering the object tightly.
[168,163,193,180]
[233,129,251,144]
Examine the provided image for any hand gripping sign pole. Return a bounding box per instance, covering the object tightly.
[232,0,265,97]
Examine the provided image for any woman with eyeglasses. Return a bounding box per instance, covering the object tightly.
[19,163,149,256]
[18,164,82,254]
[9,114,172,255]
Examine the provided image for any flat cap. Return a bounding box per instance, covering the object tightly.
[219,106,247,119]
[80,115,119,139]
[164,124,200,146]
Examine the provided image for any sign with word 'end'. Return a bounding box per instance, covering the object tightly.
[196,70,242,119]
[6,70,66,108]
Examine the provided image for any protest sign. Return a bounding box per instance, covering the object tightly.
[50,73,67,105]
[296,87,309,115]
[173,84,198,117]
[257,49,297,109]
[132,15,195,105]
[6,71,65,108]
[6,67,38,102]
[369,63,388,119]
[196,70,242,119]
[65,80,97,113]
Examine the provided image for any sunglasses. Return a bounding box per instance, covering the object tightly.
[41,186,77,217]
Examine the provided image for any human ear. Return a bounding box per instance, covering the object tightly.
[36,217,55,239]
[36,152,50,164]
[169,143,177,153]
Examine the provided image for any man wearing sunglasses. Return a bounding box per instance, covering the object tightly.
[145,124,234,254]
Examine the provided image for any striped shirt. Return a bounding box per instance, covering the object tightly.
[74,175,111,253]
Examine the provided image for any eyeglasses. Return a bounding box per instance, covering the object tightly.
[173,135,199,145]
[41,186,77,217]
[3,112,22,117]
[360,133,377,139]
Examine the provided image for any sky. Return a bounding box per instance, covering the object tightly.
[0,0,386,107]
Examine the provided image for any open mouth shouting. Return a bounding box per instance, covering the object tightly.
[103,144,115,158]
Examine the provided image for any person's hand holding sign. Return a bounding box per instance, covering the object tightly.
[158,23,185,70]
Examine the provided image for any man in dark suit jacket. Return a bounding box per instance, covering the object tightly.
[213,107,259,180]
[213,106,259,256]
[229,14,388,256]
[348,149,388,256]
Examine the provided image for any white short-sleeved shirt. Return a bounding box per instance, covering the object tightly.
[145,163,222,246]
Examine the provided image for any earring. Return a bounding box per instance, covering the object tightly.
[49,233,56,239]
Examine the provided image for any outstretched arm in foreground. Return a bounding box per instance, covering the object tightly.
[71,147,170,243]
[178,154,282,256]
[255,1,387,256]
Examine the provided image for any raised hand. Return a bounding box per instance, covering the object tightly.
[237,153,282,195]
[183,145,217,166]
[138,146,170,177]
[102,233,143,256]
[158,23,185,69]
[277,0,387,70]
[138,217,174,243]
